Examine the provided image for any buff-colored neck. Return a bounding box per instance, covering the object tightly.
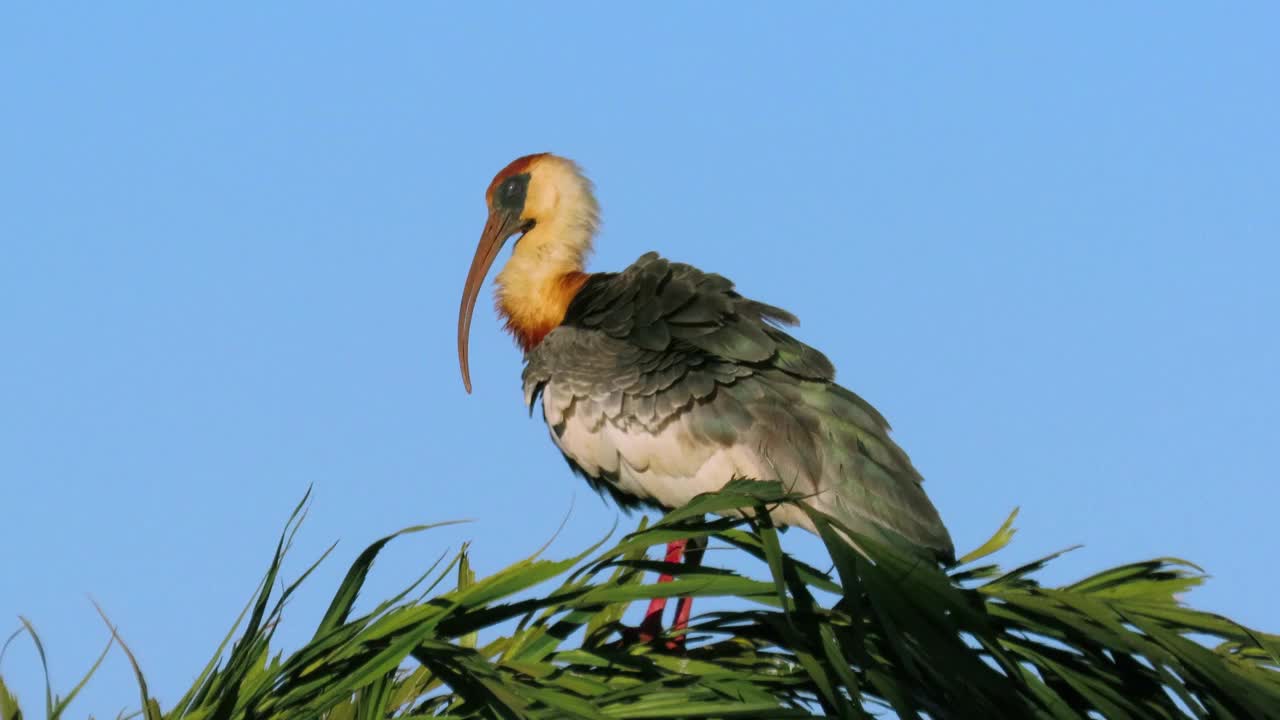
[494,165,599,351]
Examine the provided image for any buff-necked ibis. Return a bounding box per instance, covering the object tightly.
[457,153,953,645]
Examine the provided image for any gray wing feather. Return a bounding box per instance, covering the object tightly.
[522,252,953,559]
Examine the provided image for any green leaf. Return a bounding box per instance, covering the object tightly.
[956,507,1019,566]
[457,544,479,649]
[14,619,52,720]
[91,604,160,720]
[50,631,113,719]
[0,674,22,720]
[314,521,465,640]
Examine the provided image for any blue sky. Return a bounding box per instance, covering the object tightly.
[2,3,1277,713]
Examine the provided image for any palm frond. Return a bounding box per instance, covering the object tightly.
[3,481,1277,719]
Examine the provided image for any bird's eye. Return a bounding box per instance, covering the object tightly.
[493,173,529,209]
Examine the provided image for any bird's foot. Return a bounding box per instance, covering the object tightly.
[612,595,687,651]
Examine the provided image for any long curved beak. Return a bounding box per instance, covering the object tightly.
[458,208,524,393]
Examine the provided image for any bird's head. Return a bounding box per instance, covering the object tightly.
[458,153,599,393]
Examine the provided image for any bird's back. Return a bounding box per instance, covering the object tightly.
[523,253,953,561]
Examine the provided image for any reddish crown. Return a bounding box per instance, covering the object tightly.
[485,153,549,206]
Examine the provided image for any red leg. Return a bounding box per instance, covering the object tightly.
[638,540,686,640]
[669,536,707,648]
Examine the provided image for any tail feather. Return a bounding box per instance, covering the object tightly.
[752,372,954,561]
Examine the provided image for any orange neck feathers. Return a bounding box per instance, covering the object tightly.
[499,270,589,352]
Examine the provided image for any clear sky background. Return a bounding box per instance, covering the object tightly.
[2,3,1277,714]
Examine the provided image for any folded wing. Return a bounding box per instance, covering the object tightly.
[523,252,953,560]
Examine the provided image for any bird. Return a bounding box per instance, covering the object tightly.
[457,153,953,644]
